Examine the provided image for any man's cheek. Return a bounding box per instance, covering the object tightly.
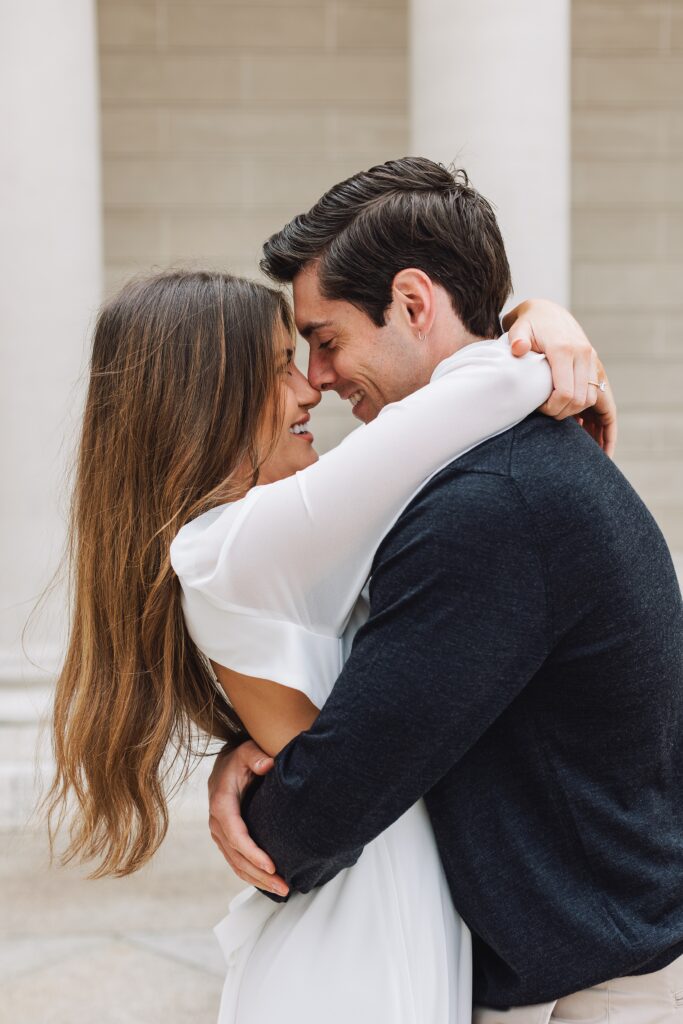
[333,356,358,385]
[330,353,344,376]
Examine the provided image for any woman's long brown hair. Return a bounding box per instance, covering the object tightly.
[45,270,291,877]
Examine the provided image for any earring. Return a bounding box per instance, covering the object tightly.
[418,331,426,342]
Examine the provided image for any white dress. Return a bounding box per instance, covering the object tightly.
[169,338,551,1024]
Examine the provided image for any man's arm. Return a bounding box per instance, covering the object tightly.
[240,469,551,897]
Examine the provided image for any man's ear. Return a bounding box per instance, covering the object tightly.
[391,268,437,339]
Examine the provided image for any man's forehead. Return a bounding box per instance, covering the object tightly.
[292,263,321,303]
[293,268,335,339]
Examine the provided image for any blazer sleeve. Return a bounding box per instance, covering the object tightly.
[241,471,551,898]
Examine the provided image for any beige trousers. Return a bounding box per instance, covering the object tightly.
[473,953,683,1024]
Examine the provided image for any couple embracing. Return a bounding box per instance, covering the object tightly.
[49,157,683,1023]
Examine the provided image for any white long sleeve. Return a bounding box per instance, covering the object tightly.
[170,338,551,690]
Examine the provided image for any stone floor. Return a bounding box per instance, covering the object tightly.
[0,819,244,1024]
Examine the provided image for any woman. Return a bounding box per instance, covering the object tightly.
[48,270,586,1021]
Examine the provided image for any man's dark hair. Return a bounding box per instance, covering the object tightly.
[260,156,512,338]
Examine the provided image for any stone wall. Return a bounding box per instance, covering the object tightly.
[572,0,683,550]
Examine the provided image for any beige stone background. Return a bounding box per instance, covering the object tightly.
[572,0,683,551]
[1,1,682,1023]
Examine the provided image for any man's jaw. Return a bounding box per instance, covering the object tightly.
[348,388,364,411]
[337,385,376,422]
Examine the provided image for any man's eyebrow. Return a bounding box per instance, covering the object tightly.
[299,320,332,340]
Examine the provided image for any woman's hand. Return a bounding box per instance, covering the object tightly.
[208,739,290,897]
[504,299,617,457]
[573,355,617,456]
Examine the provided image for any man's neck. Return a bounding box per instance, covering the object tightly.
[424,321,497,377]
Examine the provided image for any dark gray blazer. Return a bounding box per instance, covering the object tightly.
[242,413,683,1008]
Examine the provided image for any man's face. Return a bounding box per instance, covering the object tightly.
[292,264,425,424]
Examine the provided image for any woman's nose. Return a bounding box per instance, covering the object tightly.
[294,365,322,408]
[303,378,322,409]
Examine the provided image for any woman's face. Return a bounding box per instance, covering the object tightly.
[256,332,321,485]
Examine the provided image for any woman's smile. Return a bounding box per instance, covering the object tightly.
[289,414,314,443]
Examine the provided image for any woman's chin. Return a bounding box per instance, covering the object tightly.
[277,448,319,481]
[298,446,319,469]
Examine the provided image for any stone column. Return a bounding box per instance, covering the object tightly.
[410,0,570,306]
[0,1,102,689]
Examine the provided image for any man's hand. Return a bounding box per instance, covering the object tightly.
[208,740,290,897]
[504,298,617,457]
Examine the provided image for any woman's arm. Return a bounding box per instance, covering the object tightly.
[175,339,552,634]
[212,661,318,759]
[504,298,617,455]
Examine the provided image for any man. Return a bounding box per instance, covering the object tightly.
[209,158,683,1021]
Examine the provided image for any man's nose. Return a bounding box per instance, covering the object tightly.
[307,351,338,393]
